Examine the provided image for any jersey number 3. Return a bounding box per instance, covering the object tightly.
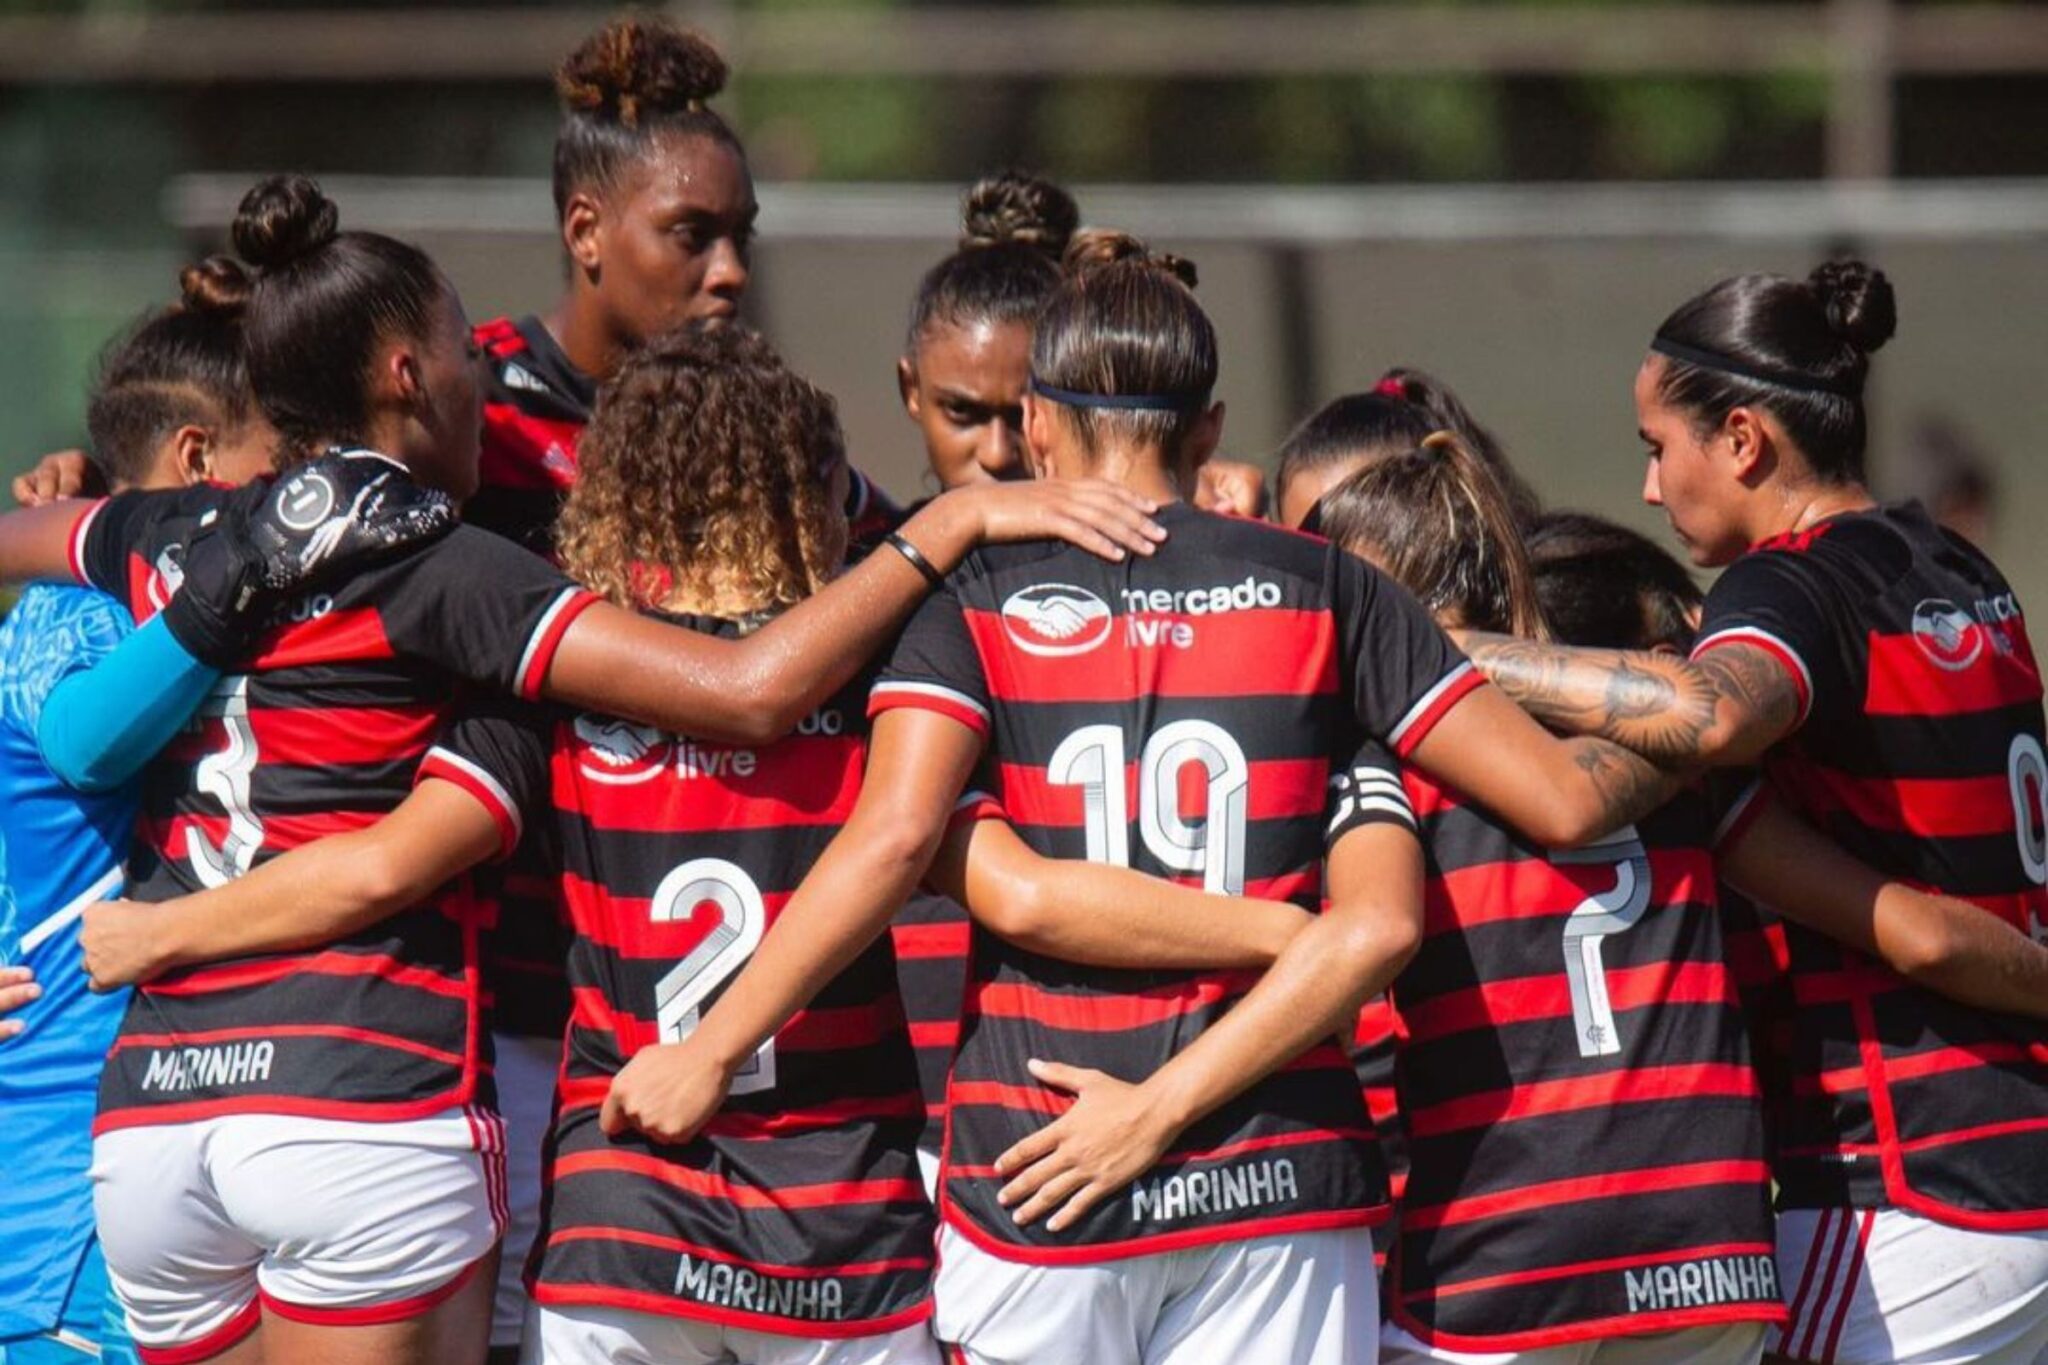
[1049,719,1249,893]
[651,857,776,1096]
[188,675,264,889]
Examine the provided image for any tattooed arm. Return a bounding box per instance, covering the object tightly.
[1457,635,1802,768]
[1406,682,1685,849]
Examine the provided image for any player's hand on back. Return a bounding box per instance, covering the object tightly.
[600,1039,734,1147]
[0,966,40,1038]
[163,450,460,667]
[993,1058,1185,1233]
[11,449,98,508]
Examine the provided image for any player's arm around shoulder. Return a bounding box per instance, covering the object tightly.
[81,778,503,990]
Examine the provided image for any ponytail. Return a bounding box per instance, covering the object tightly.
[1316,431,1550,640]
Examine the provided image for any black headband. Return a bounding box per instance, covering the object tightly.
[1649,337,1860,399]
[1030,376,1205,412]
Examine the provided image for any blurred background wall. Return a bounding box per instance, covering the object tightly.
[2,1,2043,590]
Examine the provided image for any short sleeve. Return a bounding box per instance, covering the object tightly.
[70,487,210,602]
[415,695,555,861]
[1333,549,1483,757]
[377,526,602,700]
[1693,551,1839,727]
[868,579,992,737]
[1326,737,1417,847]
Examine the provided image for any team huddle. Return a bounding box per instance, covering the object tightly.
[1,13,2045,1365]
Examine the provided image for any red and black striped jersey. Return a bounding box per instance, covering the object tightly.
[1331,745,1781,1350]
[1694,502,2048,1229]
[429,614,934,1337]
[68,475,599,1134]
[891,891,969,1155]
[871,503,1480,1262]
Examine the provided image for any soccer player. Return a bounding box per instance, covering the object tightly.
[73,323,1322,1365]
[0,177,1161,1365]
[1457,261,2048,1365]
[1319,435,1784,1362]
[602,232,1706,1365]
[0,264,276,1365]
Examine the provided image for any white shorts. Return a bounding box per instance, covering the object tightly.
[1774,1206,2048,1364]
[933,1220,1378,1365]
[91,1106,506,1360]
[521,1301,939,1365]
[492,1031,559,1350]
[1381,1320,1766,1365]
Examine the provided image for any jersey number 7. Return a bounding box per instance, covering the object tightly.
[1553,826,1652,1058]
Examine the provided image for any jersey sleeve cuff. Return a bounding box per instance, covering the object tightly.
[868,679,991,737]
[946,788,1006,834]
[1388,661,1485,758]
[1711,777,1773,853]
[1692,627,1814,725]
[416,746,523,860]
[514,587,603,701]
[66,497,108,587]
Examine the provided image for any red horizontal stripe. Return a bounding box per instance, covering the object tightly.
[558,1074,931,1138]
[1893,1114,2048,1155]
[1801,1040,2048,1096]
[1401,1160,1771,1231]
[907,1021,959,1049]
[891,922,970,959]
[247,606,398,671]
[112,1022,465,1068]
[1864,624,2041,718]
[561,874,792,958]
[1407,1062,1759,1138]
[971,972,1256,1032]
[145,949,466,1000]
[964,605,1338,704]
[1775,763,2019,840]
[948,1122,1376,1181]
[550,733,864,834]
[947,1079,1070,1118]
[1426,847,1714,932]
[1412,1238,1780,1305]
[162,703,439,768]
[1400,960,1738,1041]
[543,1225,930,1279]
[998,757,1328,831]
[552,1149,923,1209]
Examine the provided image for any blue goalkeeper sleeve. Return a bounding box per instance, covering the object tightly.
[37,614,222,793]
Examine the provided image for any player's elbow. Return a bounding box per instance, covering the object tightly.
[969,869,1054,948]
[1325,906,1422,993]
[350,841,435,917]
[1885,908,1971,987]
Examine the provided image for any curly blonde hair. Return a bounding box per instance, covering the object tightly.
[557,323,847,613]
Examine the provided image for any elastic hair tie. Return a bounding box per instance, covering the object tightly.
[1649,337,1860,399]
[1030,376,1203,413]
[1373,377,1407,400]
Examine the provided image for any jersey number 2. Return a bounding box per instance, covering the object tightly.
[1048,719,1249,893]
[1555,825,1652,1058]
[651,857,775,1095]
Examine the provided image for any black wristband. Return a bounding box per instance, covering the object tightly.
[886,531,946,589]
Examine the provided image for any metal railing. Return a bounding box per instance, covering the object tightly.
[6,3,2048,177]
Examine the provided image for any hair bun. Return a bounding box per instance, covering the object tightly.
[232,174,339,271]
[1808,258,1897,355]
[178,255,253,316]
[960,172,1079,256]
[557,17,727,128]
[1062,228,1199,290]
